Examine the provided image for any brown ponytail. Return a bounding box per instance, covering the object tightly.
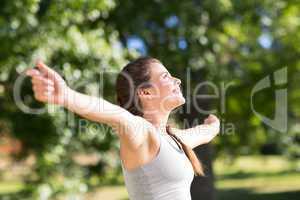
[166,125,205,176]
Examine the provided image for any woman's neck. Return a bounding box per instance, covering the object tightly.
[143,111,170,134]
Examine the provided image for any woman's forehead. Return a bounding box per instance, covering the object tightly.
[150,62,168,77]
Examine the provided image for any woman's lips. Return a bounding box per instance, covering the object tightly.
[173,87,181,94]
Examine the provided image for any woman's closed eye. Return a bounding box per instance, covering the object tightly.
[163,72,171,79]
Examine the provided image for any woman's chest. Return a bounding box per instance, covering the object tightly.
[151,135,194,182]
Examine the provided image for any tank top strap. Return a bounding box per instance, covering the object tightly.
[165,125,183,150]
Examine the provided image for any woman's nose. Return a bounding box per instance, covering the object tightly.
[173,77,181,85]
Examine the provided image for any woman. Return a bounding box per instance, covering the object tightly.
[26,57,220,200]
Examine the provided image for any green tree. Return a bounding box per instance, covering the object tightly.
[0,0,128,198]
[0,0,299,199]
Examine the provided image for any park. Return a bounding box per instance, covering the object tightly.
[0,0,299,199]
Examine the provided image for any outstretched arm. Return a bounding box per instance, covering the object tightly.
[170,114,220,149]
[26,61,153,149]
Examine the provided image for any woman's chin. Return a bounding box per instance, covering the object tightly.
[178,96,186,106]
[172,95,186,108]
[162,94,186,111]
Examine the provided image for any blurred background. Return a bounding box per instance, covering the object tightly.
[0,0,299,199]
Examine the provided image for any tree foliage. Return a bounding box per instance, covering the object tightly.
[0,0,299,199]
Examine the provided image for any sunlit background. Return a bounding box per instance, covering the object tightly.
[0,0,299,199]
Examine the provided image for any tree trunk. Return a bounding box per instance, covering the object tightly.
[191,144,215,200]
[180,109,216,200]
[180,73,216,200]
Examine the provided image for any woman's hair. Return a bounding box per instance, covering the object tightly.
[116,56,204,176]
[166,125,205,176]
[116,56,160,116]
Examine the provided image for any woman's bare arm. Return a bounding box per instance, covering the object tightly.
[170,114,220,149]
[63,88,154,149]
[26,61,153,149]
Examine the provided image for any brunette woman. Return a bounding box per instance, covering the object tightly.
[26,57,219,200]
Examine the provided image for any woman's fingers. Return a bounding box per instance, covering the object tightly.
[27,68,55,89]
[29,70,56,104]
[33,86,55,97]
[27,62,57,83]
[26,68,41,77]
[25,61,66,104]
[204,119,213,125]
[32,86,55,103]
[31,76,54,86]
[35,60,57,79]
[208,114,218,121]
[33,85,54,93]
[34,93,50,102]
[204,114,219,124]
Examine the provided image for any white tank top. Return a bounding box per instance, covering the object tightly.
[121,132,194,200]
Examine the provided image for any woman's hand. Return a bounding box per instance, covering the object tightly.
[204,114,220,128]
[170,114,220,148]
[26,60,69,105]
[203,114,220,137]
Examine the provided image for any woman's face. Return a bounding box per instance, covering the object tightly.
[140,62,185,113]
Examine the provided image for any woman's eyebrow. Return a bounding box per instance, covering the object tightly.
[160,71,169,76]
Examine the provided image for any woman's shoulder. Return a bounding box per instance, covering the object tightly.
[117,115,157,150]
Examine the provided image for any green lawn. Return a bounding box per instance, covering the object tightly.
[1,156,299,200]
[0,181,24,195]
[214,156,300,200]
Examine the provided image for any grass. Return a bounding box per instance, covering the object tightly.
[214,155,300,200]
[82,155,300,200]
[84,186,128,200]
[0,181,24,195]
[1,155,299,199]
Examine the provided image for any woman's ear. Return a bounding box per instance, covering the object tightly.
[137,88,152,99]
